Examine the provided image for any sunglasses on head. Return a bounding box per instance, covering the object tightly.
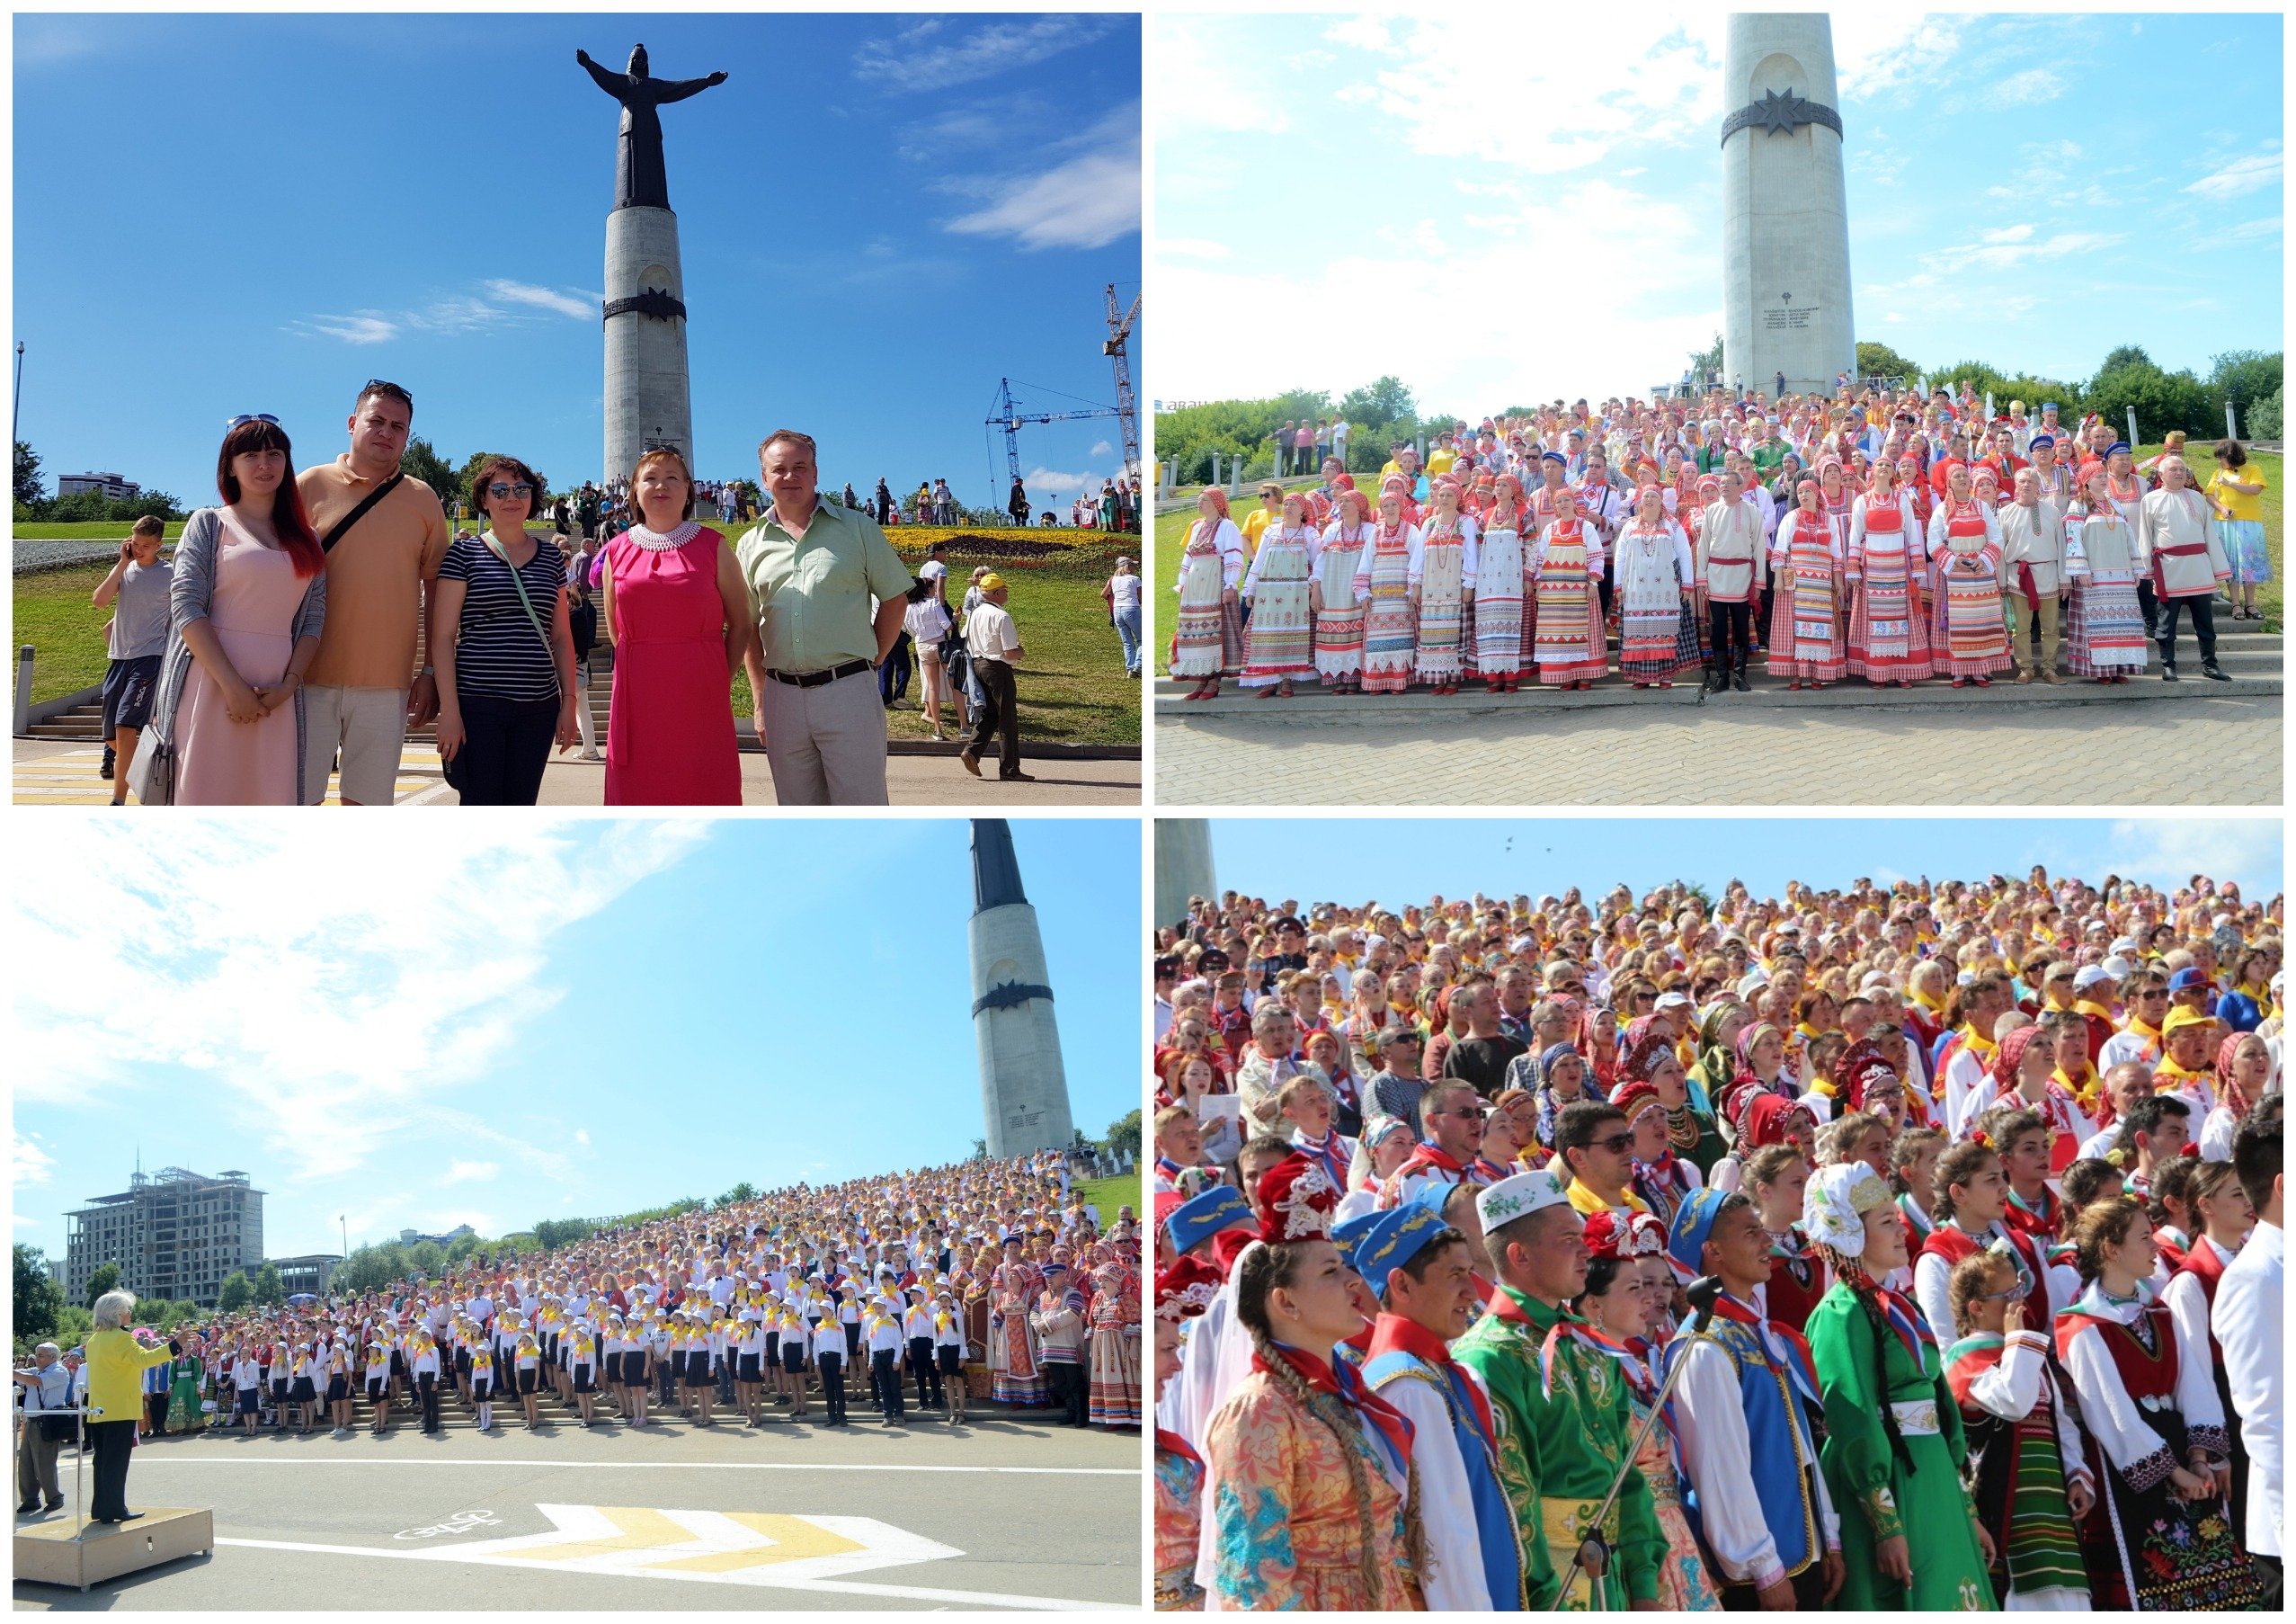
[227,414,280,429]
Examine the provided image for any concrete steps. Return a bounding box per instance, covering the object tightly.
[1159,626,2282,718]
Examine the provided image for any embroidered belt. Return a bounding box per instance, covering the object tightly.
[1890,1398,1941,1435]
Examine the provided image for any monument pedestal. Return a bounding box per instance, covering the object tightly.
[14,1506,214,1592]
[602,203,692,486]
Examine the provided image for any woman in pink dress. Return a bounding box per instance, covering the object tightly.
[597,448,749,804]
[150,416,328,804]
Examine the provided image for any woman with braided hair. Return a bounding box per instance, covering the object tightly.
[1203,1154,1425,1610]
[1800,1162,1998,1610]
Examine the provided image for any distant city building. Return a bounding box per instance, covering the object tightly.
[266,1254,343,1298]
[56,471,142,502]
[66,1166,264,1307]
[397,1225,476,1248]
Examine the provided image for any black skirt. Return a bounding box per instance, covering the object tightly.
[937,1346,962,1374]
[737,1353,761,1383]
[325,1375,349,1403]
[573,1368,594,1395]
[516,1367,538,1396]
[389,1352,407,1380]
[289,1377,316,1403]
[471,1374,493,1397]
[365,1379,386,1402]
[781,1343,806,1373]
[455,1349,472,1379]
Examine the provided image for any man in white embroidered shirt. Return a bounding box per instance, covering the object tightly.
[2215,1113,2283,1599]
[736,428,912,804]
[959,573,1029,782]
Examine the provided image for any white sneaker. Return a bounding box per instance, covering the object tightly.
[579,750,603,762]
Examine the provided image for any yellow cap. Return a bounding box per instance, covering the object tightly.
[979,572,1004,591]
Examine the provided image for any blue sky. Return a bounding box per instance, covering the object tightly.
[12,818,1139,1263]
[1199,817,2283,917]
[14,13,1139,513]
[1155,11,2282,410]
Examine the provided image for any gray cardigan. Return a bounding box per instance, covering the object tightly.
[147,507,328,804]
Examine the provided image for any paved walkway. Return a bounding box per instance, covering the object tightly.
[13,740,1139,807]
[1155,693,2282,806]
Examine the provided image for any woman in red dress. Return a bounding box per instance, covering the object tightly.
[598,449,748,804]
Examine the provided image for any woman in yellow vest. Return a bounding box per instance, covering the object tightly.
[83,1290,177,1523]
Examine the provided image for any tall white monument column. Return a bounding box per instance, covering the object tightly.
[1721,14,1855,397]
[1153,818,1215,931]
[968,820,1074,1156]
[602,206,692,486]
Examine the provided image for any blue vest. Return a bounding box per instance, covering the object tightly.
[1664,1316,1824,1579]
[1363,1349,1525,1610]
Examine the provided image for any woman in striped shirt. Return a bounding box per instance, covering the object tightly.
[432,456,580,804]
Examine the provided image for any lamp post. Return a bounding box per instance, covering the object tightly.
[12,341,22,448]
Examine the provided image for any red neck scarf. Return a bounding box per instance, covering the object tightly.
[1155,1427,1202,1468]
[1366,1310,1495,1440]
[1252,1339,1416,1479]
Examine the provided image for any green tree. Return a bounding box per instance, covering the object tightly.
[717,1182,759,1209]
[399,437,460,508]
[1104,1108,1143,1161]
[2247,385,2283,441]
[217,1271,253,1314]
[52,1305,93,1350]
[2086,356,2217,441]
[14,440,45,509]
[532,1218,597,1252]
[14,1245,63,1345]
[406,1240,445,1280]
[1688,333,1724,380]
[455,451,551,518]
[2207,350,2285,432]
[971,1138,988,1162]
[253,1261,285,1307]
[446,1232,483,1264]
[1855,341,1922,383]
[1337,377,1416,428]
[83,1261,120,1309]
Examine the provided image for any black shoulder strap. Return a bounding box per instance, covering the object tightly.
[322,471,406,554]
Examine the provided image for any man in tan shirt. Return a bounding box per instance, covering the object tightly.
[296,381,449,804]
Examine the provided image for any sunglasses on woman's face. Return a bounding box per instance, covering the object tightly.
[489,482,534,498]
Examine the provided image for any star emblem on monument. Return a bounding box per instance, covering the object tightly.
[1754,87,1807,135]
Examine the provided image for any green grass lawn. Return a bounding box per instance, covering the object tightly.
[13,520,191,540]
[16,531,1144,742]
[1074,1173,1142,1228]
[1153,451,2283,634]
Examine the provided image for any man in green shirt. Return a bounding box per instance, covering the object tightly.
[736,429,914,804]
[1749,418,1789,479]
[1454,1167,1667,1611]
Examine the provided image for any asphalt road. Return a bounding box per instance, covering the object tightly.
[13,1414,1139,1611]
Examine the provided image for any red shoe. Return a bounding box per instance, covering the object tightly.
[1951,677,1965,688]
[1787,680,1802,691]
[1975,676,1991,687]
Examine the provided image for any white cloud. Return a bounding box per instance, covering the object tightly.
[1152,17,1291,135]
[948,112,1139,250]
[1325,17,1393,54]
[2203,215,2283,246]
[1025,466,1109,503]
[2106,820,2284,894]
[574,1129,592,1147]
[1159,237,1232,262]
[1980,224,2035,245]
[1090,441,1113,458]
[2187,151,2283,201]
[484,281,598,319]
[855,15,1115,93]
[13,823,712,1182]
[441,1160,499,1186]
[1834,15,1965,101]
[1920,230,2127,276]
[1991,67,2062,107]
[297,313,399,345]
[13,1131,56,1187]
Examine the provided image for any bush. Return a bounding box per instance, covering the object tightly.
[2085,357,2218,442]
[2209,351,2284,427]
[2247,384,2283,441]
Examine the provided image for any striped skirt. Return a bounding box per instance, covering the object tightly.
[1313,601,1366,678]
[1085,1323,1140,1427]
[1534,573,1606,684]
[1998,1416,2092,1604]
[1766,565,1847,681]
[2067,575,2149,674]
[1413,588,1466,682]
[1847,564,1934,681]
[1360,580,1416,693]
[1170,593,1242,678]
[1936,568,2012,676]
[1239,578,1313,684]
[1472,591,1526,675]
[1621,597,1702,678]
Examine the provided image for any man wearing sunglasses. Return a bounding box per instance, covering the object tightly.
[296,379,449,804]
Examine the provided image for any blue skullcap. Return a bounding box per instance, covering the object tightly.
[1409,1175,1458,1218]
[1667,1184,1732,1276]
[2106,442,2131,458]
[1352,1202,1449,1292]
[2042,402,2059,412]
[2027,434,2054,451]
[1541,450,1567,466]
[1166,1185,1251,1257]
[1331,1209,1385,1274]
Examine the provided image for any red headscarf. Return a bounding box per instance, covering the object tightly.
[1197,486,1231,521]
[1988,1024,2042,1095]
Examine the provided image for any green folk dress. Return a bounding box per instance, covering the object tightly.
[1804,1282,1996,1612]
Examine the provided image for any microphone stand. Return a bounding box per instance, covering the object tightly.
[1553,1275,1724,1611]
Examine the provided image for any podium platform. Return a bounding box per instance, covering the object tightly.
[13,1506,213,1592]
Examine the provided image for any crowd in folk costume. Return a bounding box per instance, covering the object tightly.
[1169,385,2264,701]
[64,1156,1140,1450]
[1152,870,2283,1611]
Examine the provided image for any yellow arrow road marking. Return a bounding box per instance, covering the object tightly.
[645,1512,867,1572]
[510,1504,693,1562]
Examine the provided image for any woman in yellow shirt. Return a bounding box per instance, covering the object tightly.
[83,1290,176,1523]
[2204,438,2270,619]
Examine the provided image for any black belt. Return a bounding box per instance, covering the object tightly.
[765,658,872,689]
